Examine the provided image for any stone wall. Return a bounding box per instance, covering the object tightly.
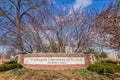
[18,53,91,70]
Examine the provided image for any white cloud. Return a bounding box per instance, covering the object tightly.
[73,0,92,10]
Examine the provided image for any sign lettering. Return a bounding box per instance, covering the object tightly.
[24,57,85,65]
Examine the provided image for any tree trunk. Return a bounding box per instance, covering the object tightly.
[1,47,5,64]
[16,13,23,53]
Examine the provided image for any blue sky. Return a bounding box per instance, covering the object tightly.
[55,0,112,10]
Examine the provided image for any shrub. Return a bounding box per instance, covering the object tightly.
[17,52,27,54]
[5,60,17,64]
[50,42,58,53]
[99,51,108,59]
[106,60,120,64]
[88,62,120,74]
[0,60,23,72]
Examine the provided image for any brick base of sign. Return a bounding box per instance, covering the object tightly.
[18,54,90,70]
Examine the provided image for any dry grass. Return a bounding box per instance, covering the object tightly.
[0,68,111,80]
[0,59,10,65]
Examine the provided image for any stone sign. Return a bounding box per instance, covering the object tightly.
[18,54,90,70]
[24,57,85,65]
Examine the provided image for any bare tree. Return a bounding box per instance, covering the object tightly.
[0,0,47,53]
[93,0,120,51]
[0,0,109,54]
[26,4,96,53]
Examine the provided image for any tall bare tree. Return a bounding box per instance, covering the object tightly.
[0,0,47,53]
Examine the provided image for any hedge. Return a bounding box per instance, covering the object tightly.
[88,62,120,74]
[0,60,23,72]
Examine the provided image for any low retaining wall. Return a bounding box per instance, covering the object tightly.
[18,54,90,70]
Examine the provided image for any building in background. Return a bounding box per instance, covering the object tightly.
[108,51,118,60]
